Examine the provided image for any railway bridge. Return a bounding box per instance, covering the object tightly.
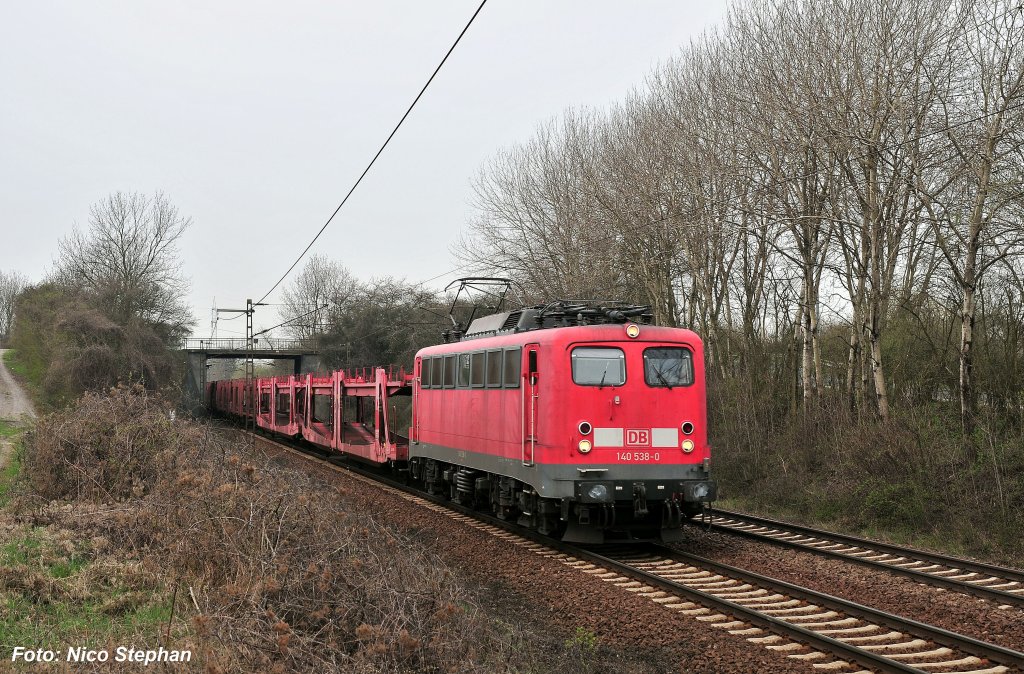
[181,337,322,413]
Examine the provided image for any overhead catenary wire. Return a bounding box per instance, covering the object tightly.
[255,0,488,307]
[253,304,329,338]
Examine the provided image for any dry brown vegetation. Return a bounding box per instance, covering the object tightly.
[711,378,1024,563]
[7,387,610,672]
[7,285,183,411]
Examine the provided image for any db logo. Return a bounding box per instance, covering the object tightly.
[626,429,650,446]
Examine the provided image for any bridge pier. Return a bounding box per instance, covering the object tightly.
[297,354,322,375]
[183,351,208,415]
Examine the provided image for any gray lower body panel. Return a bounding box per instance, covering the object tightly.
[410,440,714,502]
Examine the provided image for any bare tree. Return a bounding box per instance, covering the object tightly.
[458,111,624,301]
[589,97,685,326]
[280,255,357,341]
[319,278,443,370]
[55,191,193,336]
[0,270,29,341]
[817,0,949,422]
[642,40,750,367]
[916,0,1024,435]
[728,0,843,409]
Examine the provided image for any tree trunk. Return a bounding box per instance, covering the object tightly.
[810,299,823,396]
[865,145,891,423]
[801,279,814,412]
[958,148,990,438]
[846,328,859,417]
[791,317,801,419]
[959,219,980,437]
[868,301,890,422]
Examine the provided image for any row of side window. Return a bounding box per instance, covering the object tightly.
[421,347,522,390]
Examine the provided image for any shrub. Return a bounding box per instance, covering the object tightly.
[710,381,1024,561]
[22,385,185,502]
[17,387,594,673]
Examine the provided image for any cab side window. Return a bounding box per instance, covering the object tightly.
[432,357,444,389]
[421,358,432,388]
[443,355,456,388]
[470,352,485,388]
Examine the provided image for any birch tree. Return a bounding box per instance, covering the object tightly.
[917,0,1024,435]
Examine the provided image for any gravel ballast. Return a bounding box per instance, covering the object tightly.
[254,436,814,673]
[676,526,1024,652]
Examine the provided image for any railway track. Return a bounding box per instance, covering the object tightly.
[705,509,1024,608]
[242,430,1024,674]
[598,547,1022,673]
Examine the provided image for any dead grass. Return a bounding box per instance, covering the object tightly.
[7,386,606,673]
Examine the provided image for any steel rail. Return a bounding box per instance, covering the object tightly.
[238,428,1024,674]
[633,545,1024,671]
[707,508,1024,607]
[577,552,928,673]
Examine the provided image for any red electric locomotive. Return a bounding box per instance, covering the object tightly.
[408,301,716,543]
[206,292,717,544]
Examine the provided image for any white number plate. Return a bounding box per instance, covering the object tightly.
[616,452,660,462]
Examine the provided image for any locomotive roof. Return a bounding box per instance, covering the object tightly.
[461,302,652,338]
[416,322,703,357]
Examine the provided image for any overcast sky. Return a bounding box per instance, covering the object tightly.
[1,0,730,337]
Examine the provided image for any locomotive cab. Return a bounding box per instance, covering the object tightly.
[555,326,717,542]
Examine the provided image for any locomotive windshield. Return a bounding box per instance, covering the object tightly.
[572,347,626,386]
[643,347,694,388]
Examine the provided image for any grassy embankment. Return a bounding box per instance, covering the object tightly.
[1,350,182,664]
[0,416,176,668]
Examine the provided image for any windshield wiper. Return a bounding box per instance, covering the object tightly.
[654,368,673,389]
[598,364,609,388]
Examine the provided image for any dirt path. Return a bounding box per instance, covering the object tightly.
[0,349,35,421]
[0,348,34,468]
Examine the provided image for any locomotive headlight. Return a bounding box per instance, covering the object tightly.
[681,439,695,453]
[578,439,593,453]
[625,323,641,338]
[588,484,608,500]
